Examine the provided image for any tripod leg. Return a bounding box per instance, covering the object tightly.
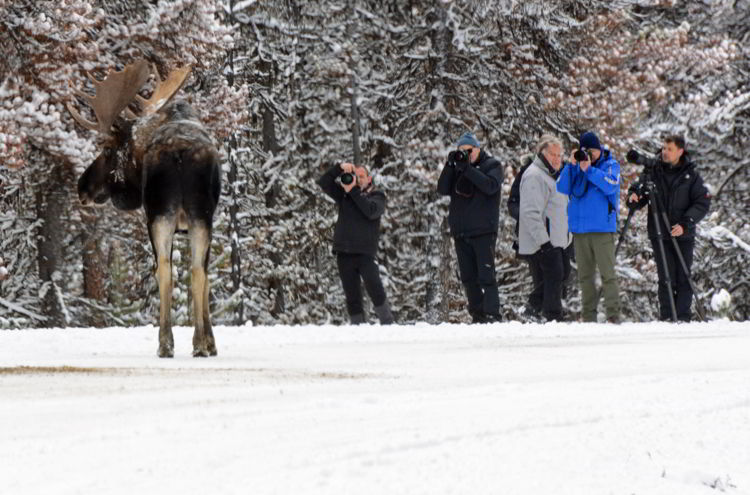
[660,212,706,322]
[647,191,678,322]
[653,236,678,321]
[615,208,636,259]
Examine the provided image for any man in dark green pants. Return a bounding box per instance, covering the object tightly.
[556,131,621,323]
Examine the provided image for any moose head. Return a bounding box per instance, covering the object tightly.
[68,60,221,358]
[68,60,191,210]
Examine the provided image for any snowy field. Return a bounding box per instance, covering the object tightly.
[1,321,749,495]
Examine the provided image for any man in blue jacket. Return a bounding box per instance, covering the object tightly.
[556,131,621,323]
[437,132,505,323]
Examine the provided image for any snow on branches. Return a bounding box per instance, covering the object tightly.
[0,0,103,168]
[543,10,739,154]
[0,0,248,169]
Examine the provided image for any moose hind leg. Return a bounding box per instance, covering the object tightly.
[190,222,212,357]
[203,266,217,356]
[150,216,177,358]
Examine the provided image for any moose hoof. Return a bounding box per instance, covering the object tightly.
[192,347,210,358]
[157,345,174,358]
[208,345,218,357]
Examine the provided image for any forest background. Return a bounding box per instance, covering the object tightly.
[1,0,748,328]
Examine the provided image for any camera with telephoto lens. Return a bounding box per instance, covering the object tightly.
[626,149,661,169]
[339,172,355,185]
[574,149,590,162]
[449,149,471,166]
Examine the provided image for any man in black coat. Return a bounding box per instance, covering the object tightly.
[627,135,711,322]
[318,162,394,325]
[437,132,505,323]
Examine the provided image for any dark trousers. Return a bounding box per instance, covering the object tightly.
[454,234,500,318]
[650,237,695,322]
[336,253,387,317]
[527,247,564,320]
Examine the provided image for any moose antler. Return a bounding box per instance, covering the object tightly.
[66,60,151,134]
[134,64,192,117]
[67,60,192,133]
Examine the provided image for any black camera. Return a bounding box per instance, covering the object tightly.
[573,149,590,162]
[340,172,355,185]
[449,149,471,165]
[626,149,661,168]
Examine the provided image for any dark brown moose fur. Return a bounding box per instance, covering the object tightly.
[71,61,221,358]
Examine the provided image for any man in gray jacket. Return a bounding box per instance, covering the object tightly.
[518,134,571,321]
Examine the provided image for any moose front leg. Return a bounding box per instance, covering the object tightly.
[150,218,177,358]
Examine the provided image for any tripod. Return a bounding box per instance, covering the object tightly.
[622,172,706,322]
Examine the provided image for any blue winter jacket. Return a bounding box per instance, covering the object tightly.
[556,148,620,233]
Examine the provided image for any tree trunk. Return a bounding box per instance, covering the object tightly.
[262,105,285,317]
[347,0,362,164]
[227,133,244,324]
[35,155,66,327]
[225,2,245,325]
[81,210,108,326]
[350,73,362,164]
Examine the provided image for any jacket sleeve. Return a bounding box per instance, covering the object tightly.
[349,188,385,220]
[437,161,455,196]
[462,159,504,196]
[680,175,711,229]
[584,159,621,196]
[556,162,577,195]
[318,163,344,202]
[519,171,550,248]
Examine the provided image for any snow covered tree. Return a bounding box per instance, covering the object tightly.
[0,0,247,327]
[2,0,748,327]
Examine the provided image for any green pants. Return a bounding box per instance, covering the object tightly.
[573,232,620,322]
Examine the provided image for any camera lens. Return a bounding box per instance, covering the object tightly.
[456,150,469,162]
[340,172,355,185]
[574,149,588,162]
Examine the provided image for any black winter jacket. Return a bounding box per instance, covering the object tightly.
[437,150,504,238]
[627,152,710,240]
[318,164,386,256]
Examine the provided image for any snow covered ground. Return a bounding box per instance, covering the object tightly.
[1,321,749,495]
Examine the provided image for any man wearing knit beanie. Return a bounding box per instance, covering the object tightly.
[437,132,505,323]
[556,130,622,323]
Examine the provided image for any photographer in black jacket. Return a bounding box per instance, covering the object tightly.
[437,132,505,323]
[626,135,711,322]
[318,162,394,325]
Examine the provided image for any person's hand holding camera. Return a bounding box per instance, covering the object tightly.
[449,149,471,172]
[448,149,471,172]
[572,149,591,172]
[627,183,647,207]
[573,150,591,172]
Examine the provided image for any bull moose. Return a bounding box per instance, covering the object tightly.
[67,60,221,358]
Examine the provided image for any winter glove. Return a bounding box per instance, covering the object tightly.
[455,159,469,173]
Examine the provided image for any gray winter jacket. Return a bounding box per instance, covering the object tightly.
[518,155,571,255]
